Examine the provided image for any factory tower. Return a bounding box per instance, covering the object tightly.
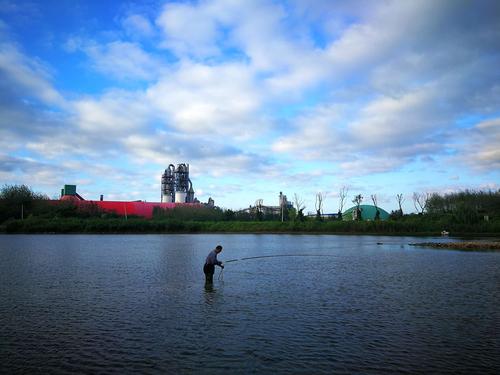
[161,163,195,203]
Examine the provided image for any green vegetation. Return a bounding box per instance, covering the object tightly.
[426,190,500,224]
[1,185,499,235]
[0,184,49,222]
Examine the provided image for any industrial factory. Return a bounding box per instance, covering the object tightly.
[58,163,391,221]
[60,163,205,218]
[161,163,195,203]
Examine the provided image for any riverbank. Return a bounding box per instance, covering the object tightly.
[1,217,499,235]
[410,241,500,251]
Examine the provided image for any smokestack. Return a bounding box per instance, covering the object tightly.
[100,195,103,201]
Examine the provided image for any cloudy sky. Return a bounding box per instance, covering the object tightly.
[1,0,499,214]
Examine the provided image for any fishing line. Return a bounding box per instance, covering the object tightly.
[225,254,337,263]
[217,254,337,280]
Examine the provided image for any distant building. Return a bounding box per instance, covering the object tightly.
[342,205,390,220]
[243,192,293,216]
[59,184,203,219]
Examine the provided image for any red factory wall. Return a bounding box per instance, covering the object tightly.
[60,196,202,219]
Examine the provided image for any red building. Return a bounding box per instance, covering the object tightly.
[60,185,203,219]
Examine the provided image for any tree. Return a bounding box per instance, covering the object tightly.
[224,209,235,221]
[352,194,363,220]
[294,193,306,222]
[315,192,324,221]
[371,194,380,220]
[254,199,264,221]
[0,184,49,221]
[425,189,500,222]
[338,186,348,220]
[0,184,47,202]
[413,192,429,214]
[396,193,404,216]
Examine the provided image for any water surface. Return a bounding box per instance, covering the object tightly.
[0,234,499,374]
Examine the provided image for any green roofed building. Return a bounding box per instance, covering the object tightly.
[343,204,390,221]
[61,184,77,196]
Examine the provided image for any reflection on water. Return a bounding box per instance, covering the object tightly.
[204,282,216,296]
[0,234,499,374]
[203,280,225,306]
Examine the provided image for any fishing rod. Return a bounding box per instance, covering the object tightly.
[217,254,337,280]
[224,254,337,263]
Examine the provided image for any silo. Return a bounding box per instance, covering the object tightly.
[162,163,195,203]
[161,164,175,202]
[175,191,187,203]
[187,183,194,203]
[174,163,189,191]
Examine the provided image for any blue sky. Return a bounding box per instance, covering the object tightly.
[1,0,499,214]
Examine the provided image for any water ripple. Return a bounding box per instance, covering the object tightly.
[1,234,499,374]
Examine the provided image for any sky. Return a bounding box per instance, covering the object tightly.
[0,0,499,214]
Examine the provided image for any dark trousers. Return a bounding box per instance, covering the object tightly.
[203,264,215,284]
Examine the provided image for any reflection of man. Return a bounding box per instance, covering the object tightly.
[203,245,224,284]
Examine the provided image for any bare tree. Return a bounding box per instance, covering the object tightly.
[294,194,305,211]
[353,194,363,207]
[254,199,264,220]
[315,192,324,220]
[413,192,429,214]
[396,193,404,215]
[338,186,348,214]
[352,194,363,220]
[371,194,380,220]
[294,193,306,221]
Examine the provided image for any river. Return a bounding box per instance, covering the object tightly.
[0,234,498,374]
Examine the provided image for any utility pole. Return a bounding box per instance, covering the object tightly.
[21,204,24,220]
[280,192,284,222]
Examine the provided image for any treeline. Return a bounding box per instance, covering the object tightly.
[0,184,49,222]
[152,205,289,221]
[1,184,499,234]
[426,190,500,223]
[0,185,114,223]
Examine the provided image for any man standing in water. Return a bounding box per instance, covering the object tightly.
[203,245,224,284]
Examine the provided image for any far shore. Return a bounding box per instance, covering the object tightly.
[409,241,500,251]
[1,216,499,236]
[1,227,499,238]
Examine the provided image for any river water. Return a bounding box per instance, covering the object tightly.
[0,234,498,374]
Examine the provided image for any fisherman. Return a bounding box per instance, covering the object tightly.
[203,245,224,284]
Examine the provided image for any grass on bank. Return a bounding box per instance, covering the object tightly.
[2,215,500,234]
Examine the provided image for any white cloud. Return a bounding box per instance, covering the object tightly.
[458,118,500,171]
[156,2,219,57]
[0,154,70,190]
[272,104,345,158]
[146,61,264,138]
[1,0,500,207]
[155,1,332,95]
[271,0,500,177]
[72,89,151,134]
[349,88,443,147]
[338,157,406,177]
[272,85,451,174]
[76,40,164,81]
[0,40,64,106]
[122,14,154,37]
